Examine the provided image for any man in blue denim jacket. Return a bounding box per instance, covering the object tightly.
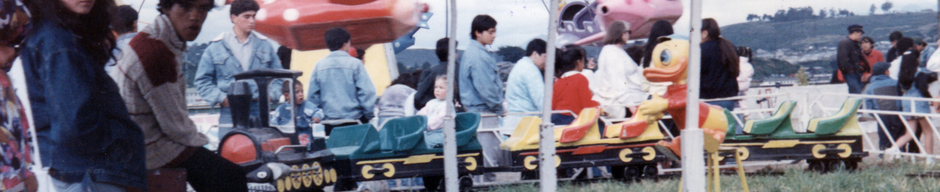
[194,0,283,131]
[502,39,546,132]
[308,27,377,135]
[459,15,503,114]
[862,62,904,150]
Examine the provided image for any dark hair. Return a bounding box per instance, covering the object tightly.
[325,27,351,51]
[914,72,939,98]
[702,18,740,77]
[736,46,752,61]
[860,36,874,44]
[435,38,456,62]
[470,15,496,40]
[355,47,366,60]
[281,79,302,94]
[27,0,116,66]
[602,21,628,45]
[230,0,259,16]
[889,31,903,42]
[110,5,138,34]
[158,0,215,14]
[391,70,421,89]
[624,45,644,64]
[897,50,922,91]
[643,20,674,68]
[897,37,915,52]
[554,44,586,78]
[525,39,547,56]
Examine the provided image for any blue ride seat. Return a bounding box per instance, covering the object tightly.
[454,112,482,150]
[378,116,428,153]
[743,101,796,135]
[326,124,380,160]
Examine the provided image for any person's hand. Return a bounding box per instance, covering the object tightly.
[221,98,230,108]
[862,73,872,83]
[312,117,321,123]
[587,58,596,70]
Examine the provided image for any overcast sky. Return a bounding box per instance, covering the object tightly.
[121,0,937,49]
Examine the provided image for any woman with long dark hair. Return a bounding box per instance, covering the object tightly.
[21,0,147,190]
[642,20,674,68]
[886,70,937,157]
[552,45,599,125]
[592,20,648,118]
[699,18,740,110]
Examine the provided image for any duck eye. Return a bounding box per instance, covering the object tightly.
[660,49,672,66]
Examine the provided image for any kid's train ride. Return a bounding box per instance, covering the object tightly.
[215,38,867,192]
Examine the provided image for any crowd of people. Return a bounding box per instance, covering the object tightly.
[0,0,938,191]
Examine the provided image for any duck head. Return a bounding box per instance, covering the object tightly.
[643,36,689,85]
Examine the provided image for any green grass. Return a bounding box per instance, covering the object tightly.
[479,162,940,192]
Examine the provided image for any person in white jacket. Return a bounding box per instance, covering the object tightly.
[592,21,649,119]
[735,47,755,130]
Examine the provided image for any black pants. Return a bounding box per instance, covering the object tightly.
[166,147,247,192]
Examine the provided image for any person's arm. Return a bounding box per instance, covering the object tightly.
[579,76,600,108]
[836,41,851,74]
[354,62,378,121]
[926,46,940,73]
[138,73,209,146]
[194,47,226,107]
[470,59,504,112]
[43,50,124,154]
[306,67,322,114]
[266,46,285,102]
[525,69,545,111]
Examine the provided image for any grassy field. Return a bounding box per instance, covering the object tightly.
[478,161,940,192]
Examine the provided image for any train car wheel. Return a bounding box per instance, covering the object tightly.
[520,171,539,180]
[845,159,859,171]
[610,165,625,180]
[625,166,641,182]
[827,160,845,172]
[459,174,474,191]
[422,176,443,192]
[643,164,658,180]
[807,160,825,172]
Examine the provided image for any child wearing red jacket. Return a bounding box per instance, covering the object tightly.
[552,45,599,125]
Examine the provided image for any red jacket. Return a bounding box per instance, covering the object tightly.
[552,73,599,115]
[838,49,884,81]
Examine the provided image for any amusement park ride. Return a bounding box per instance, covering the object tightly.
[206,0,868,191]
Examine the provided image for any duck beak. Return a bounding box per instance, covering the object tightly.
[643,57,687,83]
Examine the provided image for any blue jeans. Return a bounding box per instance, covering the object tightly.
[424,129,443,148]
[844,72,863,94]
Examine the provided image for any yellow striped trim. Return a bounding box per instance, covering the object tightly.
[721,140,856,148]
[356,153,481,165]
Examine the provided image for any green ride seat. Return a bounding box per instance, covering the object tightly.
[378,116,428,153]
[326,124,380,159]
[807,98,862,135]
[454,112,482,150]
[743,101,796,135]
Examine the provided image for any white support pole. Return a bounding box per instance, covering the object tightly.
[443,0,459,191]
[682,0,706,191]
[539,0,560,191]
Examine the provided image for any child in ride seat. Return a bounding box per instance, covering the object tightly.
[551,45,599,125]
[417,75,452,148]
[272,80,324,145]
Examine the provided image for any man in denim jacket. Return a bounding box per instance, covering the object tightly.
[862,62,904,150]
[459,15,503,114]
[307,27,377,135]
[502,39,546,132]
[194,0,283,133]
